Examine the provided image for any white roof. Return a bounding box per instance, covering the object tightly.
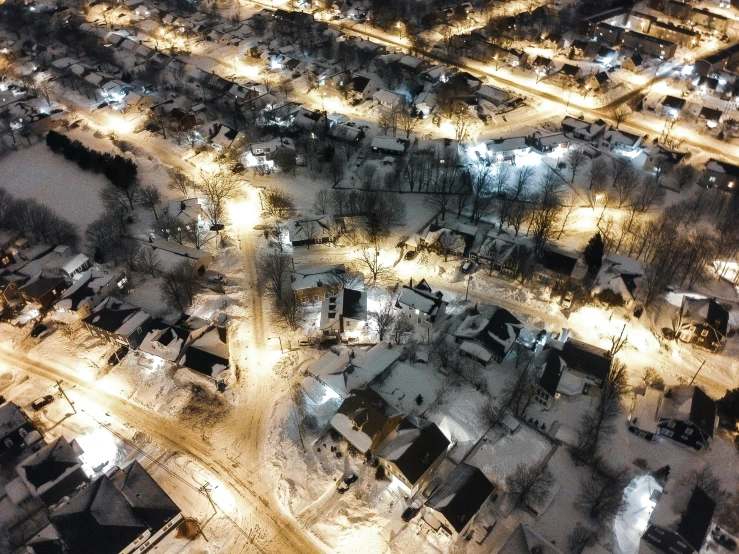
[139,327,186,362]
[374,89,402,104]
[487,137,529,153]
[61,253,89,275]
[371,136,406,152]
[330,412,372,452]
[116,310,150,337]
[397,287,439,314]
[476,85,508,103]
[460,341,493,363]
[308,343,401,397]
[630,387,662,432]
[291,264,345,291]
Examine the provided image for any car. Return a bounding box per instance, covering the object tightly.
[337,473,358,494]
[30,324,49,338]
[714,531,737,551]
[108,345,129,366]
[0,395,5,405]
[31,395,55,411]
[562,291,574,310]
[633,305,644,319]
[461,260,474,274]
[404,250,417,260]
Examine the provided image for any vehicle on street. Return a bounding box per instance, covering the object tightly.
[461,260,474,274]
[30,324,49,338]
[0,395,5,405]
[405,250,417,260]
[108,345,129,366]
[31,395,55,411]
[562,291,574,310]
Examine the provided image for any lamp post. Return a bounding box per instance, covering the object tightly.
[465,274,473,301]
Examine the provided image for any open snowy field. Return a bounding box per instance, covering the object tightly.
[0,144,106,233]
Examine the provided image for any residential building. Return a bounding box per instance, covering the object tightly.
[377,416,450,496]
[374,89,403,109]
[454,306,523,365]
[656,386,717,449]
[476,85,509,106]
[650,21,699,48]
[620,31,677,59]
[594,22,622,45]
[82,297,154,349]
[330,387,403,454]
[486,136,530,163]
[642,487,716,554]
[17,275,68,311]
[528,132,569,154]
[592,253,643,305]
[561,117,608,141]
[139,321,191,364]
[677,297,730,352]
[699,159,739,191]
[470,229,527,276]
[396,278,446,324]
[535,247,588,285]
[690,8,729,34]
[643,145,688,175]
[320,288,367,339]
[660,95,686,117]
[371,136,410,155]
[424,463,495,539]
[601,129,642,154]
[141,238,212,275]
[0,402,40,464]
[535,338,612,409]
[291,264,349,303]
[498,524,564,554]
[180,325,230,378]
[288,216,336,247]
[55,268,127,318]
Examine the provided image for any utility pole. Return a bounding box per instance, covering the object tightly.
[465,275,473,301]
[198,481,217,513]
[55,380,76,414]
[689,359,706,386]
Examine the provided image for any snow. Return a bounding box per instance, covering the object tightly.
[460,340,493,364]
[614,474,662,554]
[370,361,446,415]
[330,412,373,453]
[466,424,553,486]
[0,144,107,234]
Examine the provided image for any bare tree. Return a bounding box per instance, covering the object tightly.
[313,187,332,215]
[588,157,609,190]
[262,188,294,218]
[611,157,638,208]
[397,106,421,138]
[357,163,379,190]
[257,249,290,300]
[168,168,195,197]
[392,317,414,343]
[370,299,397,341]
[505,462,554,509]
[529,169,564,257]
[139,184,162,221]
[354,244,395,284]
[160,260,198,311]
[135,247,161,277]
[273,294,305,330]
[566,146,587,183]
[671,164,697,191]
[197,171,240,226]
[436,231,465,261]
[610,106,629,129]
[450,101,476,142]
[576,462,630,521]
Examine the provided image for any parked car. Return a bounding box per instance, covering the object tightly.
[401,506,420,522]
[562,291,574,310]
[337,473,358,494]
[461,260,474,274]
[404,250,417,260]
[108,345,129,366]
[0,395,5,406]
[31,395,55,411]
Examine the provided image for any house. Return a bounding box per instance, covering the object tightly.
[535,338,612,409]
[536,247,588,285]
[558,63,582,82]
[28,460,181,554]
[528,132,569,154]
[180,325,230,378]
[291,264,348,303]
[486,136,530,163]
[82,297,154,349]
[0,402,39,464]
[142,237,212,275]
[413,91,437,117]
[561,117,608,141]
[377,416,449,496]
[13,436,88,507]
[422,220,479,256]
[690,8,729,34]
[288,215,336,247]
[55,268,128,318]
[650,21,699,48]
[698,107,722,128]
[628,387,663,441]
[476,85,509,106]
[328,123,362,143]
[642,487,716,554]
[17,275,68,310]
[330,387,403,454]
[657,385,717,449]
[374,89,403,110]
[470,229,527,276]
[620,31,677,59]
[308,342,402,398]
[138,321,190,364]
[347,74,374,101]
[585,71,610,91]
[595,47,617,65]
[700,159,739,191]
[602,129,642,154]
[396,278,446,324]
[677,297,730,352]
[320,288,367,338]
[594,22,622,45]
[660,95,686,117]
[371,136,409,155]
[454,306,523,365]
[424,463,495,539]
[592,253,643,304]
[622,53,644,72]
[643,145,688,175]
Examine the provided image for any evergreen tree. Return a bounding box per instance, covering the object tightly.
[583,232,604,272]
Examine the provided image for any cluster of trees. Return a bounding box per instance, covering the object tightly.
[46,131,138,193]
[0,188,78,247]
[313,187,406,240]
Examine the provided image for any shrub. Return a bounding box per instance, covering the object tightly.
[596,289,625,308]
[375,465,385,480]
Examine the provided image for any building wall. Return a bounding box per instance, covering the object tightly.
[0,417,36,463]
[657,419,709,449]
[294,284,335,304]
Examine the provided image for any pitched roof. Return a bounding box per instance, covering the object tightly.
[110,461,181,530]
[426,463,494,533]
[538,247,578,276]
[538,348,564,397]
[82,297,143,335]
[658,385,716,438]
[18,276,66,300]
[0,402,30,437]
[181,326,229,377]
[560,339,611,382]
[688,387,717,438]
[676,487,716,552]
[331,387,401,453]
[377,417,449,485]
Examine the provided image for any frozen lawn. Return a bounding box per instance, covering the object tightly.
[0,144,107,233]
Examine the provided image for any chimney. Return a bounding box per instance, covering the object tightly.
[409,277,413,288]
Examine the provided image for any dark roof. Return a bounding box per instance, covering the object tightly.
[631,53,644,66]
[427,463,494,533]
[336,388,399,448]
[709,159,739,177]
[378,417,449,485]
[689,387,717,438]
[19,276,66,300]
[642,525,693,554]
[700,107,722,122]
[476,308,523,360]
[676,487,716,552]
[350,75,371,93]
[110,461,181,530]
[182,327,229,377]
[706,299,729,336]
[342,289,367,320]
[539,348,564,397]
[560,64,580,77]
[22,437,83,489]
[538,248,578,276]
[560,339,611,382]
[662,95,686,111]
[594,71,610,85]
[82,300,140,334]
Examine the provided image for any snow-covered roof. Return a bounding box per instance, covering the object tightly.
[629,387,662,432]
[460,341,493,364]
[486,136,529,154]
[291,264,345,291]
[288,216,334,244]
[139,325,189,363]
[374,88,403,105]
[331,387,401,453]
[397,287,440,315]
[476,85,509,104]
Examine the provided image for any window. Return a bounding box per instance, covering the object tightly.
[685,428,693,436]
[667,421,676,428]
[3,438,12,448]
[661,429,674,438]
[709,176,716,183]
[700,330,709,337]
[19,428,27,439]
